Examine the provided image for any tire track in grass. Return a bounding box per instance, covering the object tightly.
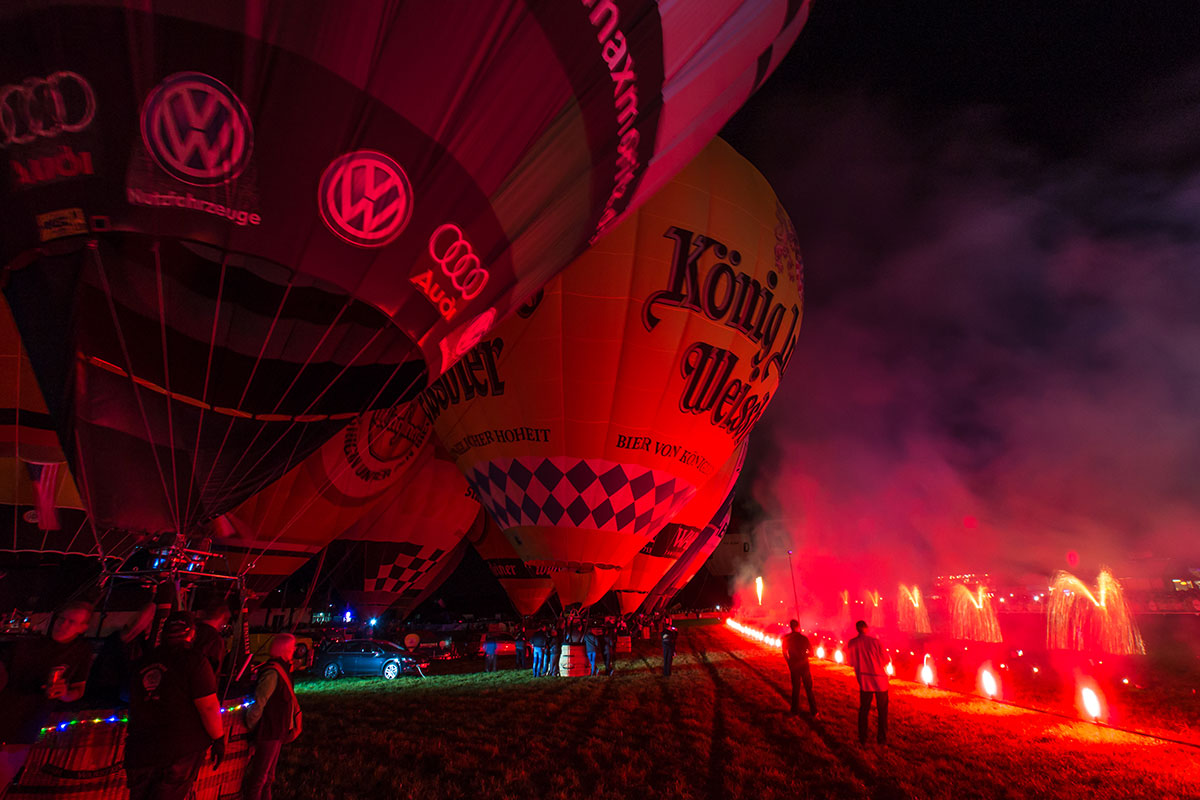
[689,628,886,799]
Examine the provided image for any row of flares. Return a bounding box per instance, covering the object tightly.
[726,619,1109,723]
[753,568,1145,655]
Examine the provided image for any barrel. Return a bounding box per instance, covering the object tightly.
[558,643,591,676]
[616,635,632,653]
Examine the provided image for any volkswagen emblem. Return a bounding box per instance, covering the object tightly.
[140,71,252,185]
[318,150,414,247]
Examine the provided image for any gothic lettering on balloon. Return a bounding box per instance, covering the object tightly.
[679,341,771,440]
[418,338,505,423]
[642,225,800,437]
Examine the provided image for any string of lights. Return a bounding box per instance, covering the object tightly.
[39,698,255,738]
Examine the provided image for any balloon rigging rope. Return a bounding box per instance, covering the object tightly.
[233,355,428,576]
[180,252,230,530]
[192,276,297,513]
[153,242,183,536]
[89,244,180,536]
[204,292,362,506]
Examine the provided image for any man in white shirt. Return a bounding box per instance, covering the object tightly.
[845,620,889,745]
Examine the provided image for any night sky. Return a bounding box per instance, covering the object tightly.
[719,0,1200,594]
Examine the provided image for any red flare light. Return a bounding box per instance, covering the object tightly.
[1081,686,1103,721]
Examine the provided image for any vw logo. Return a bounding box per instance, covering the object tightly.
[318,150,414,247]
[140,71,252,185]
[0,71,96,148]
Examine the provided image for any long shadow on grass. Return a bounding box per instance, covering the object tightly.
[705,637,910,800]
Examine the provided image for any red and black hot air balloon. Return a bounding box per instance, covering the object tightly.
[0,2,810,542]
[472,513,556,617]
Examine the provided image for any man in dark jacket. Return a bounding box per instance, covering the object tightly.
[482,632,499,673]
[243,634,302,800]
[0,600,93,790]
[513,626,527,670]
[602,620,618,675]
[192,603,231,680]
[661,617,678,677]
[548,625,563,677]
[781,619,818,716]
[125,612,224,800]
[529,626,548,677]
[583,626,600,675]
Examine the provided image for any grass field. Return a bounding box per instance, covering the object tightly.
[277,620,1200,799]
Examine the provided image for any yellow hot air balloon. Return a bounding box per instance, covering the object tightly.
[611,438,747,614]
[424,138,803,606]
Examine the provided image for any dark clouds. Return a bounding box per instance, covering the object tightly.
[719,2,1200,588]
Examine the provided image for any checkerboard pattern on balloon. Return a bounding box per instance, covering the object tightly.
[465,457,696,536]
[366,542,447,593]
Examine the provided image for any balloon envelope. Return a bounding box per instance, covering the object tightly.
[472,513,556,617]
[645,489,735,613]
[332,445,481,619]
[0,1,809,535]
[428,138,803,605]
[612,438,747,614]
[216,401,432,594]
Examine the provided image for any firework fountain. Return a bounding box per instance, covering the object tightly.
[950,584,1003,642]
[1046,568,1145,654]
[837,589,852,633]
[866,590,885,629]
[898,584,932,634]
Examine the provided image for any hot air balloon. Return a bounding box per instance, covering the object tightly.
[0,2,810,540]
[612,438,747,614]
[216,401,432,595]
[644,489,735,613]
[473,514,556,617]
[427,137,804,605]
[328,444,481,620]
[1,295,107,558]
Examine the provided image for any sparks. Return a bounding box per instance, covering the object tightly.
[755,576,763,606]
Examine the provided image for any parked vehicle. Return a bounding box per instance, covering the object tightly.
[314,638,428,679]
[477,632,517,657]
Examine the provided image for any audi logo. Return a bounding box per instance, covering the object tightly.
[0,71,96,148]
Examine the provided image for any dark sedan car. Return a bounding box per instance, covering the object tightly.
[314,639,428,680]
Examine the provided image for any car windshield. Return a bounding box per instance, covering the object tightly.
[377,641,408,654]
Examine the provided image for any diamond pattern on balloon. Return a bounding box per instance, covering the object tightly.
[465,457,696,536]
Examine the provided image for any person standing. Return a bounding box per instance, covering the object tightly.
[660,617,678,677]
[583,625,600,675]
[0,600,94,790]
[513,625,527,671]
[243,634,302,800]
[529,626,547,677]
[125,612,224,800]
[602,619,617,676]
[482,632,499,673]
[192,603,232,680]
[846,620,889,745]
[781,619,818,716]
[548,624,563,677]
